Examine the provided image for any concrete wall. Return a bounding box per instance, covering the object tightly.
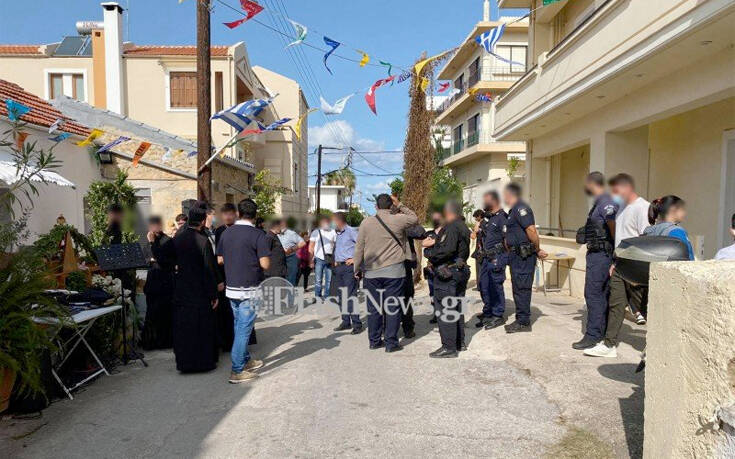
[0,56,95,105]
[644,260,735,458]
[3,122,103,242]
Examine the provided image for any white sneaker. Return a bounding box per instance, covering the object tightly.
[583,342,617,358]
[635,312,646,325]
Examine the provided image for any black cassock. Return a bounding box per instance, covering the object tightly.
[142,233,175,350]
[154,226,220,372]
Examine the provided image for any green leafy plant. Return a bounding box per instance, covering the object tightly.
[33,223,96,263]
[253,169,286,219]
[85,170,138,247]
[506,156,522,179]
[344,207,365,227]
[64,270,88,292]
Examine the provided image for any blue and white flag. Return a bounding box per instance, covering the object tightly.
[286,20,307,48]
[320,94,354,115]
[49,118,65,134]
[48,132,71,142]
[258,117,291,131]
[97,136,130,153]
[323,36,341,75]
[396,71,412,84]
[476,23,505,54]
[210,97,275,132]
[5,99,30,121]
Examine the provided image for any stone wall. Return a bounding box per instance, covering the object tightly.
[644,260,735,458]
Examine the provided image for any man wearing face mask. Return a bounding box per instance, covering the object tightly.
[477,191,509,330]
[278,219,306,286]
[573,172,619,350]
[423,211,444,325]
[309,216,337,299]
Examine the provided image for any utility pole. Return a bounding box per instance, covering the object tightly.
[196,0,212,202]
[315,145,323,220]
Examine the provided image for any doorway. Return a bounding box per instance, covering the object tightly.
[719,130,735,250]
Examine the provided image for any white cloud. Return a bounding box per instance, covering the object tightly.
[364,180,392,193]
[308,120,385,151]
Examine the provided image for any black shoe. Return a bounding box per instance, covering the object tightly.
[385,344,403,353]
[351,327,364,335]
[429,317,438,324]
[429,347,458,358]
[403,330,416,339]
[504,321,532,334]
[333,323,351,332]
[369,341,385,350]
[458,343,468,352]
[474,319,485,328]
[572,336,599,350]
[483,316,506,330]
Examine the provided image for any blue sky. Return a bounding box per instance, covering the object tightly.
[0,0,522,211]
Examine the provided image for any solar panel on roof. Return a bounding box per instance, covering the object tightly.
[53,36,92,56]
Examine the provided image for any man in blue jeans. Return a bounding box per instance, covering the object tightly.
[216,199,271,384]
[309,216,336,299]
[331,212,363,334]
[278,219,306,286]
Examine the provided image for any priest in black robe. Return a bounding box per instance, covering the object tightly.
[142,216,175,350]
[153,206,222,373]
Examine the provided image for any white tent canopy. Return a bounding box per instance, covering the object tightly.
[0,150,75,188]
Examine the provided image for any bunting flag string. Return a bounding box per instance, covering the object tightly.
[187,150,198,158]
[379,61,393,77]
[5,99,31,121]
[286,20,307,48]
[76,129,103,147]
[97,136,130,153]
[396,71,412,84]
[295,108,318,140]
[49,132,71,143]
[15,132,29,150]
[358,50,370,67]
[223,0,264,29]
[161,147,173,163]
[48,118,64,134]
[322,37,341,75]
[320,94,354,115]
[132,142,152,167]
[365,76,395,115]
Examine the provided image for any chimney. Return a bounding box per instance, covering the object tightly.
[101,2,125,114]
[483,0,490,21]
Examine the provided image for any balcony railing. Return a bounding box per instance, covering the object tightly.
[467,131,480,147]
[434,65,528,116]
[452,139,465,154]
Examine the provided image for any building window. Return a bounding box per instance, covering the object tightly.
[48,72,86,101]
[169,72,197,108]
[495,45,527,73]
[467,114,479,146]
[468,58,480,87]
[453,124,464,154]
[215,72,224,112]
[454,74,464,93]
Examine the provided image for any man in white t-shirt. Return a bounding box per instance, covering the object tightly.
[309,215,337,299]
[714,213,735,260]
[586,173,650,358]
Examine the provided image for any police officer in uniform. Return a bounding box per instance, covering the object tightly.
[423,211,444,325]
[475,191,509,330]
[502,183,547,333]
[424,200,471,358]
[573,172,618,349]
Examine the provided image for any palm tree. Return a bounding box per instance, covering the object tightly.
[324,168,356,206]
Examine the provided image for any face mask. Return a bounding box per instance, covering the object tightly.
[210,217,218,227]
[329,222,336,230]
[612,195,625,206]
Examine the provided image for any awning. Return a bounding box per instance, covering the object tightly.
[0,151,76,188]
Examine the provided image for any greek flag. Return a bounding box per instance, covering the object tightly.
[210,97,274,132]
[476,23,505,54]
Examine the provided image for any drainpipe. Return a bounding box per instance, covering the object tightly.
[483,0,490,21]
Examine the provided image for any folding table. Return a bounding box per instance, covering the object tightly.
[35,305,122,400]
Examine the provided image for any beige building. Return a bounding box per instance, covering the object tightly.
[0,2,309,221]
[494,0,735,293]
[433,1,528,211]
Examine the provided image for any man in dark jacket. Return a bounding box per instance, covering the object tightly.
[153,207,222,373]
[265,219,288,278]
[143,216,175,349]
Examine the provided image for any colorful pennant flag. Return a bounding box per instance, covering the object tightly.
[396,71,412,84]
[97,136,130,154]
[379,61,393,77]
[261,118,291,131]
[543,0,563,4]
[77,129,103,147]
[414,49,453,78]
[365,76,395,115]
[358,51,370,67]
[286,20,307,48]
[295,108,318,140]
[476,92,494,102]
[48,118,65,134]
[320,94,354,115]
[438,82,451,93]
[323,37,341,75]
[162,147,173,163]
[15,132,29,150]
[477,23,505,54]
[5,99,31,121]
[132,142,152,167]
[223,0,264,29]
[420,77,430,92]
[187,151,198,158]
[211,97,275,132]
[49,132,71,142]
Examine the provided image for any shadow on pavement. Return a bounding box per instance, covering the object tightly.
[598,363,645,459]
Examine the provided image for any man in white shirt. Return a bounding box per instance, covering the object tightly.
[309,216,337,299]
[586,173,650,358]
[715,213,735,260]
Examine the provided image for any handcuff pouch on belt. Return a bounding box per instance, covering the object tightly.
[511,242,536,259]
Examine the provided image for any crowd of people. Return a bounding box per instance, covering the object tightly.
[135,171,735,383]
